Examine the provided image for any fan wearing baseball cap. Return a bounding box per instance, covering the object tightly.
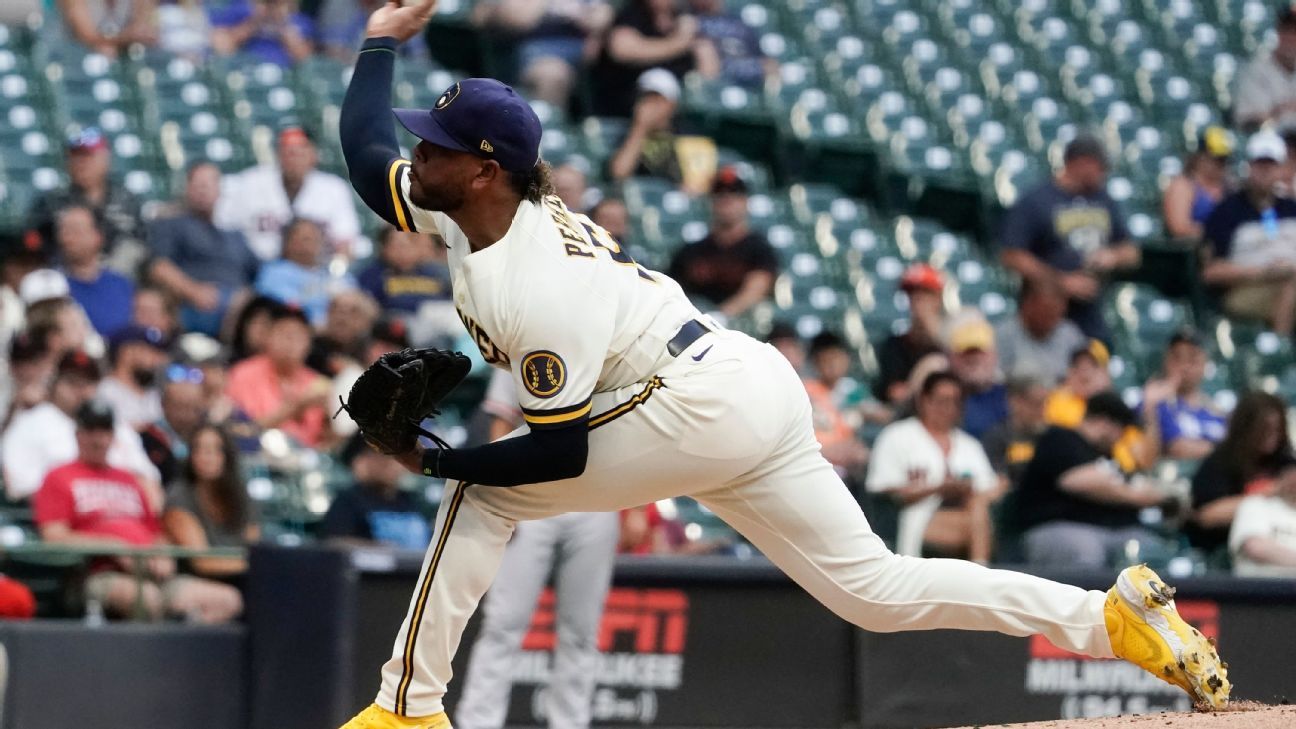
[25,127,147,270]
[666,167,779,320]
[1202,129,1296,335]
[1162,126,1233,240]
[873,263,946,406]
[998,133,1140,341]
[213,124,362,260]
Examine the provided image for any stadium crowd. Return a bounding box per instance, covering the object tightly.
[0,0,1295,624]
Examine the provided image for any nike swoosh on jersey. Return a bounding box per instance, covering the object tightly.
[691,345,714,362]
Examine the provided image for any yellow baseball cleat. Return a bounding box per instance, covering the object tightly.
[1104,564,1230,710]
[338,703,452,729]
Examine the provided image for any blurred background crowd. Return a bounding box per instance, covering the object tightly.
[0,0,1295,624]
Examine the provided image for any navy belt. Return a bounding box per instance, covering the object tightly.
[667,319,711,357]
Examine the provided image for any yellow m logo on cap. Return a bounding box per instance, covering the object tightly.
[480,139,494,153]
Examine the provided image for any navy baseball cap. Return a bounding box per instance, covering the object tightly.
[394,78,542,173]
[74,399,115,431]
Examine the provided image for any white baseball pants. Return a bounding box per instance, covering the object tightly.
[454,511,619,729]
[375,330,1114,717]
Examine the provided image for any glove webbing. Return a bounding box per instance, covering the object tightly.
[333,397,454,451]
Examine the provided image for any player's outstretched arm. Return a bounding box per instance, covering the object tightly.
[338,0,439,228]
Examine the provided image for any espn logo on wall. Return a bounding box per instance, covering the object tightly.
[1024,600,1219,719]
[512,588,689,724]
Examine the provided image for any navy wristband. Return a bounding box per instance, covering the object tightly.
[361,36,398,52]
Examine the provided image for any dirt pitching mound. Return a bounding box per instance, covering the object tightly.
[948,701,1294,729]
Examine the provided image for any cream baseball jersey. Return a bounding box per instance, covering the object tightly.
[388,161,703,431]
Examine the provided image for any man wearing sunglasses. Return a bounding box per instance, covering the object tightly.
[140,364,208,485]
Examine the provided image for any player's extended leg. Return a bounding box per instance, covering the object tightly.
[695,407,1229,707]
[696,445,1114,655]
[454,518,562,729]
[546,511,619,729]
[360,344,789,726]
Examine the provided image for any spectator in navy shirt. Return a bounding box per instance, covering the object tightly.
[688,0,773,88]
[57,204,134,338]
[210,0,314,67]
[946,311,1008,440]
[320,434,430,550]
[999,135,1140,340]
[1202,130,1296,335]
[148,162,260,337]
[355,226,451,315]
[1140,330,1227,461]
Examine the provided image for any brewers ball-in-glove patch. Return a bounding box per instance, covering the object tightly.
[336,348,472,455]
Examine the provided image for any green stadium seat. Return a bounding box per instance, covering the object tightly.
[852,0,907,28]
[857,286,909,343]
[1106,283,1195,373]
[764,222,814,265]
[224,62,302,131]
[879,9,932,50]
[0,179,34,232]
[733,1,776,35]
[945,93,993,144]
[1063,69,1130,113]
[1228,325,1295,389]
[623,176,681,215]
[756,31,806,64]
[978,42,1030,100]
[745,191,792,232]
[987,149,1046,207]
[890,37,949,87]
[1021,16,1084,68]
[844,224,902,266]
[293,55,351,110]
[800,5,856,53]
[1139,71,1204,124]
[943,8,1008,57]
[1156,0,1210,46]
[158,110,249,172]
[579,116,628,163]
[714,148,773,192]
[1021,97,1077,154]
[788,182,862,226]
[1,129,57,176]
[860,89,917,146]
[539,124,579,164]
[998,70,1058,119]
[914,65,975,122]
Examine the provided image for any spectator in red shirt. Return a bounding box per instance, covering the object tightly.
[225,304,332,447]
[0,576,35,619]
[33,400,242,622]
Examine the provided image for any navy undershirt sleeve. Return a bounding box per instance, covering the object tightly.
[423,422,589,487]
[339,36,405,227]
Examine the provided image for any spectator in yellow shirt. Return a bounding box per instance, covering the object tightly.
[1045,340,1152,472]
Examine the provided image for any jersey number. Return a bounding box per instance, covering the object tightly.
[546,197,653,281]
[580,221,654,281]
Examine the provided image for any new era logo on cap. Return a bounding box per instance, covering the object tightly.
[394,78,542,173]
